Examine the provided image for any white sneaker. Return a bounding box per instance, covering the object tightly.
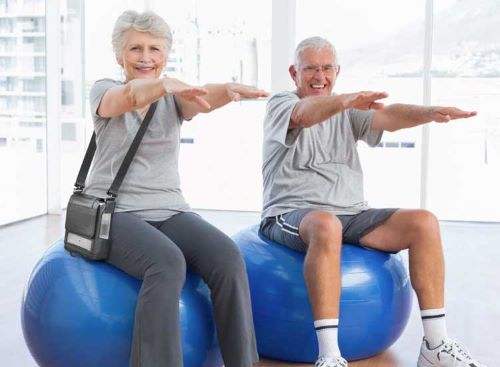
[315,356,348,367]
[417,337,488,367]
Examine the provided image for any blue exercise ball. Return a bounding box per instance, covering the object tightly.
[21,240,222,367]
[232,225,412,362]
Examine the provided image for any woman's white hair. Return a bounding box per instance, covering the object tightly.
[112,10,173,58]
[294,36,338,67]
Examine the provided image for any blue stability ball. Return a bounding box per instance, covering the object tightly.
[21,240,222,367]
[233,225,413,362]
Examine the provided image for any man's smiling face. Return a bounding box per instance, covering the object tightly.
[290,47,339,98]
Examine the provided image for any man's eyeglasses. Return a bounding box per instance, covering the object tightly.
[301,64,337,75]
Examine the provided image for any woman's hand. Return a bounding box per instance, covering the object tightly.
[174,81,269,120]
[225,83,269,102]
[162,78,211,112]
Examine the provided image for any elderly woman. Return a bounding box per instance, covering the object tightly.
[83,10,267,367]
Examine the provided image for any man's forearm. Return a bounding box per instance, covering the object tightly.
[290,91,388,129]
[290,95,345,129]
[373,104,434,131]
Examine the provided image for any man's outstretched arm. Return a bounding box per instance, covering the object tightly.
[371,104,477,132]
[289,91,388,129]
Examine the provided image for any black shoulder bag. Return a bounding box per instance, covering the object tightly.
[64,102,158,260]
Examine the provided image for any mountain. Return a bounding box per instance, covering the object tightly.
[343,0,500,77]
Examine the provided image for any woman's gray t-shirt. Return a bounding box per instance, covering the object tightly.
[84,78,190,221]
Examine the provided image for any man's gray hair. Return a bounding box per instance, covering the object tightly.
[112,10,173,58]
[294,36,338,67]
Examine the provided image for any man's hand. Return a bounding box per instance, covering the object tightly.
[372,103,478,132]
[430,106,477,122]
[340,91,389,111]
[226,83,269,101]
[162,78,211,112]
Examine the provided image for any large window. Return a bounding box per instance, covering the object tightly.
[154,0,271,211]
[60,0,85,206]
[296,0,425,209]
[0,0,47,225]
[0,0,498,225]
[153,0,271,90]
[426,0,500,221]
[178,101,266,211]
[0,0,85,225]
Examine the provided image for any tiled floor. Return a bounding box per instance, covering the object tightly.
[1,211,499,366]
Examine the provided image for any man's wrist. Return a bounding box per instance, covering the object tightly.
[426,106,437,122]
[337,94,351,110]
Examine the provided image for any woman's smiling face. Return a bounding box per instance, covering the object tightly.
[118,28,167,81]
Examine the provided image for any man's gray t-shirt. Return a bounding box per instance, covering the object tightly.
[262,91,383,218]
[84,78,190,221]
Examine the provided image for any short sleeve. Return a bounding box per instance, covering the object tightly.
[264,92,301,147]
[347,108,383,147]
[89,79,121,118]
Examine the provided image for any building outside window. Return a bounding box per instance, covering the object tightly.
[0,0,47,225]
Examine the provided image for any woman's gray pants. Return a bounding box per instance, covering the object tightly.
[107,211,258,367]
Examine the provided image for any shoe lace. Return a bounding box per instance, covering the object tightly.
[440,339,473,363]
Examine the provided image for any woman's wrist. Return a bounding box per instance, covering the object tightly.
[162,77,178,94]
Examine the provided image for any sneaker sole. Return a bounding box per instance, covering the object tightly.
[417,355,436,367]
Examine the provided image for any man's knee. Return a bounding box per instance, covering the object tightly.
[300,210,342,250]
[408,209,440,237]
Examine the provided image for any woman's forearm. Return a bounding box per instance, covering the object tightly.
[98,78,166,118]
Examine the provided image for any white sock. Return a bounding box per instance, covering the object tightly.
[314,319,341,358]
[421,308,448,349]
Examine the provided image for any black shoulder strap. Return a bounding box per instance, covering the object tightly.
[74,133,96,190]
[74,101,158,197]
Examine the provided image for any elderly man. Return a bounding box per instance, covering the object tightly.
[260,36,485,367]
